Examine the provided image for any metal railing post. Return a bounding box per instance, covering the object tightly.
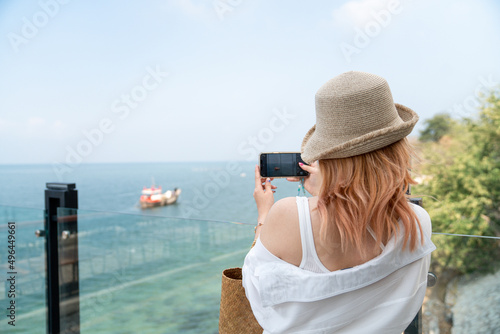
[44,183,80,334]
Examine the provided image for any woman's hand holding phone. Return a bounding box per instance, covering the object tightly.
[287,161,322,196]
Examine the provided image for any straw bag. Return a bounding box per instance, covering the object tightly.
[219,267,263,333]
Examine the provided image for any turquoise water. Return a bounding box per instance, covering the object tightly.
[0,162,300,333]
[0,162,298,223]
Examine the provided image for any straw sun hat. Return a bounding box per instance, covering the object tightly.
[301,71,419,163]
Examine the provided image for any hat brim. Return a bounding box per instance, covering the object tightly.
[301,103,418,163]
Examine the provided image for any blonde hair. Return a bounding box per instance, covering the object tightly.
[317,138,422,254]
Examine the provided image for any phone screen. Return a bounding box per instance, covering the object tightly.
[259,152,308,178]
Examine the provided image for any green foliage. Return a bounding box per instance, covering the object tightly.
[414,90,500,277]
[419,113,456,142]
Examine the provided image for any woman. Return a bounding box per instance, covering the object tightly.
[242,71,436,334]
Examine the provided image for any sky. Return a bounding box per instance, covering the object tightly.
[1,0,499,166]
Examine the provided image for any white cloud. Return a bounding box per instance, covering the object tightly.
[332,0,400,29]
[168,0,212,20]
[53,120,64,128]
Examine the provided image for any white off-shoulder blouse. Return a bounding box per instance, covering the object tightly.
[242,197,436,334]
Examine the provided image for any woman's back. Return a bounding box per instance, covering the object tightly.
[260,196,383,273]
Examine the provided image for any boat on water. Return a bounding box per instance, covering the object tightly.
[140,185,181,209]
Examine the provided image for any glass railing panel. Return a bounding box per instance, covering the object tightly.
[422,234,500,334]
[0,205,46,334]
[58,208,254,334]
[56,207,500,334]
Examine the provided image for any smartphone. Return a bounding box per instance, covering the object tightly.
[259,152,309,178]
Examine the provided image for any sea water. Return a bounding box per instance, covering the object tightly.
[0,162,301,333]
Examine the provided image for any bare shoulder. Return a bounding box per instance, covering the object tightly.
[261,197,298,234]
[260,197,302,265]
[269,197,298,219]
